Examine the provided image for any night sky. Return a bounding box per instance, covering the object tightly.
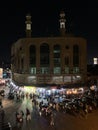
[0,0,98,66]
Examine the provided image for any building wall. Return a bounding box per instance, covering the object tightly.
[11,36,87,86]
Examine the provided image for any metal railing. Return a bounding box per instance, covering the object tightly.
[0,121,12,130]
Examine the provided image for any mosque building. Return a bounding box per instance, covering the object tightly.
[11,11,87,88]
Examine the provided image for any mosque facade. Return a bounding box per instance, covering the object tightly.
[11,11,87,87]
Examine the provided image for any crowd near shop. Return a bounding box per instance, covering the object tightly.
[6,80,98,106]
[0,79,98,129]
[7,81,85,100]
[6,81,98,119]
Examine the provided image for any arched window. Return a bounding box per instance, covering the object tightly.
[53,45,61,66]
[29,45,36,74]
[73,45,79,73]
[53,45,61,74]
[40,43,49,66]
[40,43,50,74]
[29,45,36,66]
[21,58,24,70]
[73,45,79,66]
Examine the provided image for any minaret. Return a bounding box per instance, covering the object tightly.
[25,14,32,38]
[59,11,66,36]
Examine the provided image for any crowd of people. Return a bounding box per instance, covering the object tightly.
[0,84,98,129]
[11,87,98,128]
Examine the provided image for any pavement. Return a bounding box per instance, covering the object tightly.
[1,85,98,130]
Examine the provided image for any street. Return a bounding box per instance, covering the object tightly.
[1,85,98,130]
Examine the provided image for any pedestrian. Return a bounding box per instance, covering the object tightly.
[50,112,54,126]
[83,103,88,119]
[0,99,2,108]
[20,110,24,117]
[1,109,5,122]
[15,111,19,124]
[26,108,31,121]
[39,109,42,116]
[17,113,23,128]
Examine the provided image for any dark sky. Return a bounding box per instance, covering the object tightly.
[0,0,98,65]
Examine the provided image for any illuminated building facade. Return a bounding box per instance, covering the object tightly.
[11,11,87,86]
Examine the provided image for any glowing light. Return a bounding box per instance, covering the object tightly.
[0,68,3,78]
[24,86,37,93]
[93,58,98,65]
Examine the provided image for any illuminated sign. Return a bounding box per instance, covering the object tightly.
[24,86,36,93]
[0,68,3,78]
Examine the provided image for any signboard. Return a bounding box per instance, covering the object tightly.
[0,68,3,78]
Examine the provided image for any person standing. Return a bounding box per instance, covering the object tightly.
[20,110,24,118]
[1,109,5,122]
[0,99,2,108]
[26,108,31,121]
[50,112,54,126]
